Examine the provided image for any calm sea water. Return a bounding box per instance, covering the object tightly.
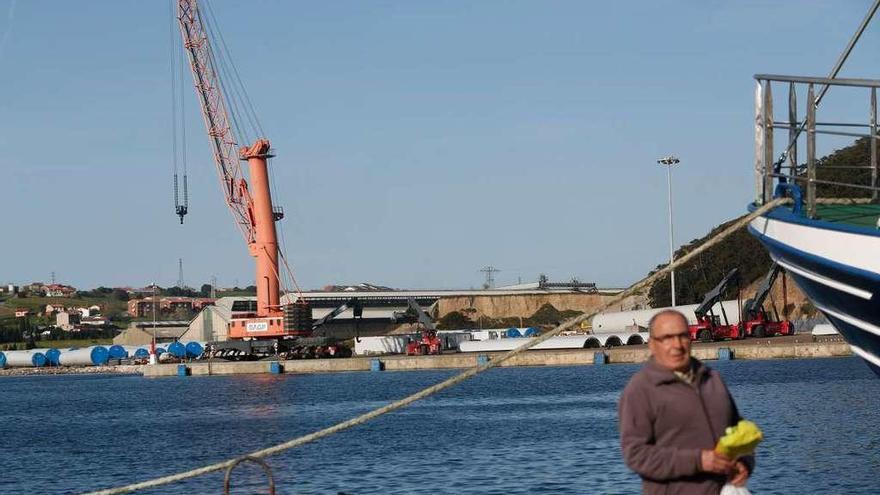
[0,357,878,494]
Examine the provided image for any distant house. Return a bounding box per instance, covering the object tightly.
[27,282,45,295]
[56,311,81,331]
[193,298,216,310]
[127,299,160,317]
[43,284,76,297]
[14,308,31,318]
[161,297,194,313]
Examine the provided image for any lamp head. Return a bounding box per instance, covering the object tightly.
[657,155,680,166]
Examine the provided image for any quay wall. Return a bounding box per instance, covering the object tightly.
[142,340,854,377]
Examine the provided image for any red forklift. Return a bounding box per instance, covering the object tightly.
[739,263,793,338]
[689,268,743,342]
[401,297,442,356]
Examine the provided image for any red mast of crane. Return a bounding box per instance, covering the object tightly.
[176,0,286,338]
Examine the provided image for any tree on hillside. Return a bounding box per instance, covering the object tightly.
[813,137,873,198]
[648,221,772,308]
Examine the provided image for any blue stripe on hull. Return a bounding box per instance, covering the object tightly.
[748,225,880,296]
[750,223,880,377]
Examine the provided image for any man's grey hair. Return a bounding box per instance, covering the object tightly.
[648,309,689,337]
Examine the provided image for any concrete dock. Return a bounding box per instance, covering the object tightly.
[142,336,852,377]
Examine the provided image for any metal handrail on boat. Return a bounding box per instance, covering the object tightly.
[754,74,880,218]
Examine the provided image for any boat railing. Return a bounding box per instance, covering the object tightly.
[754,74,880,217]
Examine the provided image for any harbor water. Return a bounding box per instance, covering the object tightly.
[0,357,878,494]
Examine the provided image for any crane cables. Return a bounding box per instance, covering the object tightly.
[200,0,263,148]
[200,0,298,297]
[170,0,189,224]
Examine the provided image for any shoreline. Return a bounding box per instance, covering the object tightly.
[0,364,144,377]
[0,335,850,378]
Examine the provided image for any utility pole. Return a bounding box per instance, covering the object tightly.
[657,155,680,307]
[210,275,217,299]
[480,266,500,289]
[51,271,56,285]
[150,282,159,365]
[176,258,185,288]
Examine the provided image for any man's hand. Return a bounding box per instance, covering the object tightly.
[700,450,734,474]
[728,461,750,486]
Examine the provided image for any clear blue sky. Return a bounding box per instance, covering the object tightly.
[2,1,879,290]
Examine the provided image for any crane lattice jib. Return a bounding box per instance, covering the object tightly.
[177,0,254,243]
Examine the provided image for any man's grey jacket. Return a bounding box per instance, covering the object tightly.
[618,358,754,495]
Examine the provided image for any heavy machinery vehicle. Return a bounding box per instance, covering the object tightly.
[206,298,362,360]
[175,0,345,359]
[399,297,442,356]
[739,263,793,338]
[688,268,743,342]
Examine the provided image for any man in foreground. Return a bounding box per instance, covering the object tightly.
[618,309,753,494]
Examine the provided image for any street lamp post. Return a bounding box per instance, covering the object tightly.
[657,156,680,307]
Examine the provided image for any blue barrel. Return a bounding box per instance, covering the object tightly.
[33,352,48,367]
[90,346,110,365]
[45,348,61,366]
[522,327,539,337]
[185,342,204,358]
[133,348,150,358]
[108,345,128,359]
[167,341,187,358]
[0,351,6,368]
[505,328,522,338]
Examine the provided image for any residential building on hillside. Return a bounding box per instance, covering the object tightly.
[127,297,215,317]
[43,284,76,297]
[56,311,81,331]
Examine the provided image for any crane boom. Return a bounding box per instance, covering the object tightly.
[176,0,284,330]
[176,0,252,242]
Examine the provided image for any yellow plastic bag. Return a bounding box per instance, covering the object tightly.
[715,420,763,459]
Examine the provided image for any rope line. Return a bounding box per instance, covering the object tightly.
[82,198,791,495]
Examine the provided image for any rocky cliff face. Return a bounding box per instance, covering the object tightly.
[437,291,649,322]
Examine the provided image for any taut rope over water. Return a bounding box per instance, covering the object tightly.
[82,197,792,495]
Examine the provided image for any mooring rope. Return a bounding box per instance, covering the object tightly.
[82,197,791,495]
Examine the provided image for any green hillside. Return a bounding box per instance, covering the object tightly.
[648,137,873,307]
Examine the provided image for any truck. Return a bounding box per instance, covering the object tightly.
[739,263,793,338]
[688,268,743,342]
[396,297,442,356]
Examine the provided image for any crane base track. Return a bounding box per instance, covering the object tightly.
[206,339,353,361]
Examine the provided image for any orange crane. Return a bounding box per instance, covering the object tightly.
[175,0,334,359]
[175,1,362,360]
[176,0,286,339]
